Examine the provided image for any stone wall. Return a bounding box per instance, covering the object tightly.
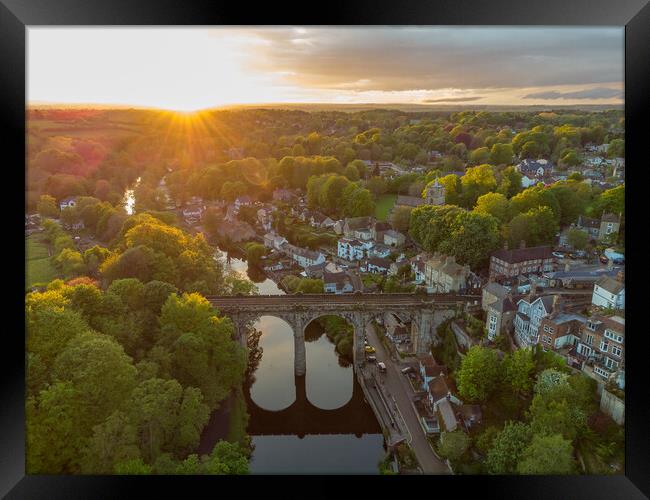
[600,388,625,425]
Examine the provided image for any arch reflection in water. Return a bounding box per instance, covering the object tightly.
[248,315,296,411]
[304,318,353,410]
[246,374,383,474]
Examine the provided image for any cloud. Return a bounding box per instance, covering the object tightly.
[423,96,485,103]
[242,27,623,93]
[523,87,623,100]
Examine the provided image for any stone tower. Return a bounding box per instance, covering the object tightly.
[425,177,446,205]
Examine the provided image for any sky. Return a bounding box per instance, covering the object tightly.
[27,27,624,111]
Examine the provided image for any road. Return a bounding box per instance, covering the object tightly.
[365,323,450,475]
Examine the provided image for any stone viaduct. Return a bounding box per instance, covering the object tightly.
[207,293,480,376]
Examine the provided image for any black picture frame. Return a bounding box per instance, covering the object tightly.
[3,0,648,497]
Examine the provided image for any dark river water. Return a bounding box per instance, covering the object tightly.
[200,250,385,474]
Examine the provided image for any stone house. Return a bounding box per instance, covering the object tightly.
[424,254,470,293]
[592,272,625,310]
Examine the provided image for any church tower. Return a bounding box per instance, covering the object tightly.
[425,177,445,205]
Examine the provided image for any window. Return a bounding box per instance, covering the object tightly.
[594,366,609,378]
[612,345,622,357]
[542,335,552,344]
[604,330,623,343]
[586,334,594,346]
[600,340,609,352]
[605,358,618,370]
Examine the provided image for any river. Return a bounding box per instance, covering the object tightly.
[201,249,385,474]
[122,177,141,215]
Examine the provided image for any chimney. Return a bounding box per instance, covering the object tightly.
[528,282,538,301]
[616,270,624,283]
[520,240,526,250]
[565,262,571,272]
[607,258,614,271]
[552,294,564,316]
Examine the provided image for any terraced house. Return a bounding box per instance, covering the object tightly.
[489,243,554,281]
[574,314,625,384]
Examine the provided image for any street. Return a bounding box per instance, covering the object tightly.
[365,323,451,474]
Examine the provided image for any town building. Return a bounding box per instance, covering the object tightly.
[482,281,509,311]
[285,244,326,269]
[424,177,446,205]
[272,188,294,202]
[538,301,586,352]
[337,238,373,261]
[371,221,391,243]
[365,256,392,274]
[574,314,625,383]
[342,216,373,238]
[485,295,516,341]
[424,253,470,293]
[59,196,77,210]
[182,204,205,224]
[263,232,288,251]
[410,254,428,283]
[383,229,406,247]
[516,158,552,178]
[489,243,554,281]
[323,268,363,294]
[371,243,392,259]
[592,272,625,310]
[513,290,554,348]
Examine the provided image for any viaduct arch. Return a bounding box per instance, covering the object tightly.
[207,293,479,377]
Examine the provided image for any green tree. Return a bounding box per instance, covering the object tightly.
[390,205,413,232]
[158,293,246,409]
[245,242,267,266]
[485,421,532,474]
[461,164,497,208]
[438,211,502,269]
[438,430,470,461]
[566,227,589,250]
[82,410,141,474]
[474,192,509,223]
[37,194,60,218]
[502,348,535,396]
[506,206,559,248]
[366,176,387,197]
[497,166,523,199]
[607,139,624,158]
[490,143,514,166]
[341,183,375,217]
[469,147,490,165]
[516,434,575,474]
[456,346,501,402]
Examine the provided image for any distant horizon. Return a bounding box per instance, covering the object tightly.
[27,100,624,113]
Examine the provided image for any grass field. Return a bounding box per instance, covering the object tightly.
[375,194,397,221]
[26,234,57,289]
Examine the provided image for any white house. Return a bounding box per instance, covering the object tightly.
[337,238,373,261]
[59,196,77,210]
[263,232,288,251]
[592,274,625,310]
[513,293,554,348]
[384,230,406,247]
[285,244,325,268]
[365,257,391,274]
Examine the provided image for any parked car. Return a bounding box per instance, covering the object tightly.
[365,345,376,354]
[552,251,565,259]
[401,366,414,374]
[377,362,387,373]
[367,355,377,363]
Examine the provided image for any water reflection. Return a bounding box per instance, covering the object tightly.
[248,316,296,411]
[123,176,141,215]
[304,322,353,410]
